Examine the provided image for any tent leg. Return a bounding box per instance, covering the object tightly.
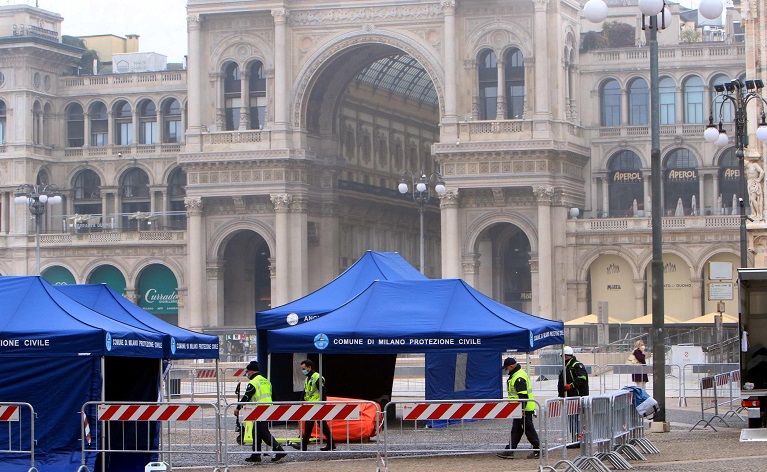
[101,357,106,472]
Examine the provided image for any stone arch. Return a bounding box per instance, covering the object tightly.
[600,145,648,170]
[115,162,156,187]
[463,210,538,255]
[67,165,106,189]
[130,258,185,288]
[637,245,698,278]
[467,23,533,60]
[577,246,642,281]
[694,246,740,276]
[82,259,130,283]
[291,28,446,129]
[208,219,276,262]
[210,34,275,72]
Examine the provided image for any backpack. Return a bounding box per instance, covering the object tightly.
[621,386,659,418]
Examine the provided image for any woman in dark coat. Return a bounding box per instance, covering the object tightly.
[631,340,648,389]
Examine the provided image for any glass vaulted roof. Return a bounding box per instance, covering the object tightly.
[354,54,438,107]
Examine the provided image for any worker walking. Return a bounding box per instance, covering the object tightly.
[234,361,287,463]
[497,357,540,460]
[299,359,335,451]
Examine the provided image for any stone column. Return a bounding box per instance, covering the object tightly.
[184,196,205,329]
[155,108,163,144]
[440,190,461,278]
[207,263,225,327]
[534,185,554,317]
[634,279,646,318]
[529,255,540,316]
[601,176,609,217]
[621,90,629,125]
[462,253,480,288]
[713,173,720,214]
[290,196,308,300]
[441,1,457,121]
[1,191,9,234]
[186,14,203,148]
[676,86,684,124]
[270,194,291,306]
[465,59,479,120]
[496,58,507,119]
[271,9,289,127]
[83,112,91,147]
[320,199,340,289]
[698,174,705,215]
[213,72,225,131]
[239,70,250,131]
[572,281,588,320]
[691,277,703,317]
[532,0,551,119]
[107,111,114,147]
[132,111,140,146]
[643,174,651,214]
[477,237,493,296]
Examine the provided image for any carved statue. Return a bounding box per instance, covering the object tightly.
[746,156,765,221]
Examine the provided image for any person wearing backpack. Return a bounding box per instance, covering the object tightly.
[299,359,335,451]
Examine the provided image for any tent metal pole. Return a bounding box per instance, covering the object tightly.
[101,356,106,472]
[215,358,222,465]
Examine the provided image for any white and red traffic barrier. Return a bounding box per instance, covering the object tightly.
[240,403,360,422]
[98,404,201,421]
[0,405,19,422]
[403,401,522,421]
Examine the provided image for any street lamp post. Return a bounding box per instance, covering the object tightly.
[704,79,767,268]
[583,0,679,425]
[397,171,447,274]
[14,184,62,275]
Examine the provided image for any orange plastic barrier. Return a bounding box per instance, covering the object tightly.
[305,397,380,441]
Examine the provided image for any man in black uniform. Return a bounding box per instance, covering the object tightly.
[557,346,589,447]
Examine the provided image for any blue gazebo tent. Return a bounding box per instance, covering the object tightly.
[0,276,166,472]
[57,283,219,360]
[256,251,425,401]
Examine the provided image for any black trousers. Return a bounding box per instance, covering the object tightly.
[510,411,540,450]
[253,421,281,452]
[301,420,334,450]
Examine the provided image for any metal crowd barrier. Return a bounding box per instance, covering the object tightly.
[0,402,37,472]
[680,363,738,406]
[219,367,250,405]
[76,401,222,472]
[723,369,744,420]
[541,397,582,472]
[530,364,595,396]
[222,400,382,465]
[383,398,543,467]
[690,376,728,431]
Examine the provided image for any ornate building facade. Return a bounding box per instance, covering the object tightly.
[0,0,760,332]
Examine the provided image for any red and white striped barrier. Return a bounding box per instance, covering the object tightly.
[195,368,218,379]
[240,403,360,422]
[98,404,201,421]
[547,398,580,418]
[731,369,740,382]
[716,372,730,387]
[404,401,522,421]
[0,405,19,421]
[230,368,248,377]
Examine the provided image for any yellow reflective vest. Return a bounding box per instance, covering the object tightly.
[507,368,536,412]
[304,371,325,401]
[248,374,273,403]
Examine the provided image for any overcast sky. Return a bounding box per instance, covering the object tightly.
[33,0,188,62]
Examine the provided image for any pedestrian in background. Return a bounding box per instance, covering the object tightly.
[234,361,287,463]
[299,359,335,451]
[558,346,589,448]
[631,340,649,389]
[497,357,540,460]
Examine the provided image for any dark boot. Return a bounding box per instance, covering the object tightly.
[271,444,287,462]
[244,453,261,462]
[320,442,336,451]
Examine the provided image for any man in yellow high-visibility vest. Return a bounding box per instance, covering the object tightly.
[497,357,540,460]
[234,361,287,463]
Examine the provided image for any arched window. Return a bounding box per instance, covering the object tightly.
[659,77,676,125]
[0,100,6,144]
[710,74,733,123]
[717,147,740,215]
[66,102,84,147]
[608,150,644,217]
[477,50,497,120]
[683,76,705,123]
[223,62,241,131]
[89,102,108,146]
[628,78,649,125]
[162,98,182,143]
[73,169,102,215]
[32,101,42,145]
[113,101,132,145]
[138,100,157,144]
[121,167,150,229]
[600,79,621,126]
[167,167,187,229]
[249,61,266,129]
[664,148,699,215]
[504,48,525,119]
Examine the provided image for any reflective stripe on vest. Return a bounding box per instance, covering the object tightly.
[249,374,272,403]
[304,371,324,401]
[507,368,535,412]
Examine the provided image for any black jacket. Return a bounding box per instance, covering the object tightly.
[558,356,589,397]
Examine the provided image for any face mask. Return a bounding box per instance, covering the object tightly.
[301,369,309,376]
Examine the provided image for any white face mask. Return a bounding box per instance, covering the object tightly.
[301,369,309,376]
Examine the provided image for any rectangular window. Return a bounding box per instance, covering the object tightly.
[685,93,704,123]
[141,121,157,144]
[68,121,84,147]
[479,86,497,120]
[164,120,181,143]
[91,132,108,146]
[117,123,132,145]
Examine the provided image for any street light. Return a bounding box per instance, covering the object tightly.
[397,171,447,274]
[14,184,62,275]
[582,0,671,425]
[703,79,767,269]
